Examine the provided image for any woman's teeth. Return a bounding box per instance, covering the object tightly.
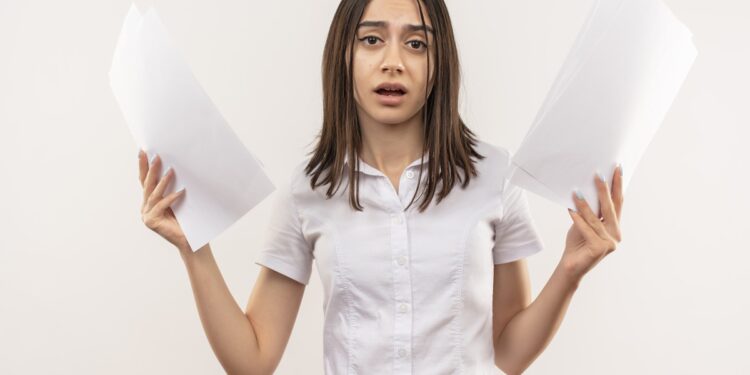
[377,89,404,96]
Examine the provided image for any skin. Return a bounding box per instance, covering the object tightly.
[493,169,624,374]
[136,0,625,374]
[351,0,435,193]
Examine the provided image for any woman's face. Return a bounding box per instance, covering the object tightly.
[351,0,435,126]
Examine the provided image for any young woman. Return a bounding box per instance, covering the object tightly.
[137,0,624,373]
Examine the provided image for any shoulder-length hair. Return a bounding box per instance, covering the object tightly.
[304,0,485,213]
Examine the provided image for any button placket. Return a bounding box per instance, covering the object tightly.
[397,347,408,358]
[397,169,419,206]
[390,209,412,374]
[395,255,407,266]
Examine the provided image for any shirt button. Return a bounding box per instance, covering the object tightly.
[397,348,408,358]
[391,215,403,225]
[405,170,415,179]
[398,303,409,313]
[396,256,407,266]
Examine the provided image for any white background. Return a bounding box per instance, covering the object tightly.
[1,0,748,373]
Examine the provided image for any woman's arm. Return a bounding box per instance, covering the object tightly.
[181,243,305,375]
[137,151,305,373]
[494,167,624,374]
[493,263,579,375]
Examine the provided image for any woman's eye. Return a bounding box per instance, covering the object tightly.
[361,36,380,45]
[408,40,426,50]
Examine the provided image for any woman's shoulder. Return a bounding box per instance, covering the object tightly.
[287,156,335,198]
[287,157,313,192]
[473,139,515,179]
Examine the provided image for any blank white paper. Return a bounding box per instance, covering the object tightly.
[510,0,697,215]
[109,4,275,251]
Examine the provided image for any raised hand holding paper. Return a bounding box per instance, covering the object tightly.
[509,0,697,216]
[109,4,275,251]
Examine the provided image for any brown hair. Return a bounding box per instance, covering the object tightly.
[304,0,484,213]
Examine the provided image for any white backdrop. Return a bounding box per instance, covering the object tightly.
[1,0,748,374]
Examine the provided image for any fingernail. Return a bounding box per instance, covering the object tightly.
[568,208,577,214]
[138,150,143,159]
[575,190,584,200]
[596,172,606,183]
[618,163,623,177]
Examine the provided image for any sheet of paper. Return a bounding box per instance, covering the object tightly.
[109,4,275,251]
[510,0,697,215]
[529,0,626,135]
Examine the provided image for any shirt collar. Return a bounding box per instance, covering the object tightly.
[344,151,430,177]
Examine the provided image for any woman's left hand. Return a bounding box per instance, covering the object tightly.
[560,165,624,284]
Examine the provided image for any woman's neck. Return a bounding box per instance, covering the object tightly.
[358,110,425,177]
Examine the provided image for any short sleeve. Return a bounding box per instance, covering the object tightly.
[254,176,313,285]
[492,180,545,264]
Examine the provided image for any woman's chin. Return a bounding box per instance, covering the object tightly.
[368,108,419,126]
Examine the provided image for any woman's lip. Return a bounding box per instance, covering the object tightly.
[374,91,406,106]
[375,83,408,93]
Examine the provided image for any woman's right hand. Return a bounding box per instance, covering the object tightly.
[138,149,191,255]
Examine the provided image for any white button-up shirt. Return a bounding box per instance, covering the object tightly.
[255,140,545,374]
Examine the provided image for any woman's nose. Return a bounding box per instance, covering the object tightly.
[381,44,404,73]
[382,62,404,73]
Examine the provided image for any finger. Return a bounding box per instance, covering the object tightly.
[150,188,186,217]
[612,164,624,220]
[568,208,601,244]
[142,154,161,209]
[146,167,174,211]
[573,190,610,240]
[138,150,148,187]
[595,172,619,232]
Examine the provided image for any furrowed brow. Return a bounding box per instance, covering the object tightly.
[357,20,387,29]
[357,20,434,35]
[404,23,434,35]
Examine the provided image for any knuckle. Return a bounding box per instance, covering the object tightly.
[143,215,156,228]
[601,239,609,249]
[607,239,617,251]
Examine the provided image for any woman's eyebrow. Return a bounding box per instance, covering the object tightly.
[357,20,434,34]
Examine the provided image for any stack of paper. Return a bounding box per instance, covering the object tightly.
[109,4,275,251]
[509,0,697,215]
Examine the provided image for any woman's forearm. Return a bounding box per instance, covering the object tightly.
[180,244,266,375]
[494,264,580,375]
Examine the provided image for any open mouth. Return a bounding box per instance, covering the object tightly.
[375,88,406,96]
[374,83,408,105]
